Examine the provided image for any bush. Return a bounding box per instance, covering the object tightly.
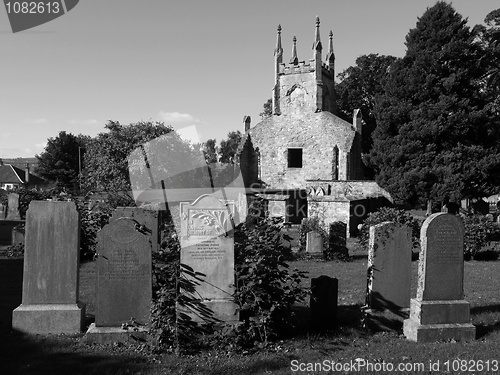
[150,200,308,353]
[461,214,500,260]
[233,216,308,346]
[358,207,421,249]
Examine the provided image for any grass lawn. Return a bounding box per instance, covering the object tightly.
[1,240,500,374]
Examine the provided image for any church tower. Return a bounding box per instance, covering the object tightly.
[272,17,337,116]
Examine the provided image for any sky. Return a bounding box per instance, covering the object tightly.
[0,0,498,158]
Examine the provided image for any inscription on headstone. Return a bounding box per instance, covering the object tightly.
[96,213,153,327]
[180,194,238,323]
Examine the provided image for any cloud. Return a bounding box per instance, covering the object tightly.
[158,111,203,124]
[1,132,11,138]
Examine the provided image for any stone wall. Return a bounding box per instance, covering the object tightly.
[240,112,363,189]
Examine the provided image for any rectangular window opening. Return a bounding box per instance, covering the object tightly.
[288,148,303,168]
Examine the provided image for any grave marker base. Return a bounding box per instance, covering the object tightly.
[363,307,409,332]
[12,302,85,334]
[84,323,149,344]
[404,298,476,342]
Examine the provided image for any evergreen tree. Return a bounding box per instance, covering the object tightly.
[370,2,500,206]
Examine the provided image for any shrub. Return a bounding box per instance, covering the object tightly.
[358,207,421,249]
[233,216,308,346]
[461,214,500,260]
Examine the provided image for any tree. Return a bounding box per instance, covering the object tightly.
[219,131,242,164]
[83,121,174,194]
[203,138,218,164]
[35,131,89,191]
[259,98,272,120]
[335,54,397,154]
[370,2,500,206]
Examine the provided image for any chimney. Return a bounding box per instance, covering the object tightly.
[25,163,30,183]
[243,116,251,132]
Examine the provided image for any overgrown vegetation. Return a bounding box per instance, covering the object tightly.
[358,207,422,249]
[150,201,308,353]
[462,213,500,260]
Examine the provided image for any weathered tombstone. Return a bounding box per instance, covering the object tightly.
[12,201,85,334]
[11,224,25,245]
[6,193,20,220]
[364,222,412,331]
[85,208,155,343]
[310,275,338,330]
[306,231,323,256]
[403,213,475,342]
[179,194,238,323]
[0,203,5,220]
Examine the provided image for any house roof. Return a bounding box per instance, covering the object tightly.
[0,164,46,185]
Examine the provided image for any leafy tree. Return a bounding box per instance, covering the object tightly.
[203,138,218,164]
[219,131,242,164]
[335,54,397,154]
[259,98,273,120]
[82,121,174,194]
[370,2,500,206]
[35,131,89,191]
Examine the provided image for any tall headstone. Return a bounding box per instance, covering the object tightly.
[96,210,153,327]
[12,201,85,334]
[6,193,21,220]
[306,231,323,256]
[179,194,238,323]
[403,213,475,342]
[85,208,155,343]
[364,222,412,331]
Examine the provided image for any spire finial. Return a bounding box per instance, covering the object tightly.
[290,35,298,65]
[327,30,335,62]
[313,16,322,52]
[274,24,283,57]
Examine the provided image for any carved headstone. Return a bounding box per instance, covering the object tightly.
[6,193,20,220]
[95,211,153,327]
[403,213,475,342]
[365,222,412,331]
[179,194,238,323]
[12,201,85,334]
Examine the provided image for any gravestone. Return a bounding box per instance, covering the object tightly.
[11,224,25,245]
[364,222,412,331]
[6,193,20,220]
[403,213,475,342]
[306,231,323,256]
[310,275,338,330]
[179,194,238,323]
[12,201,85,334]
[85,208,156,343]
[0,203,5,220]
